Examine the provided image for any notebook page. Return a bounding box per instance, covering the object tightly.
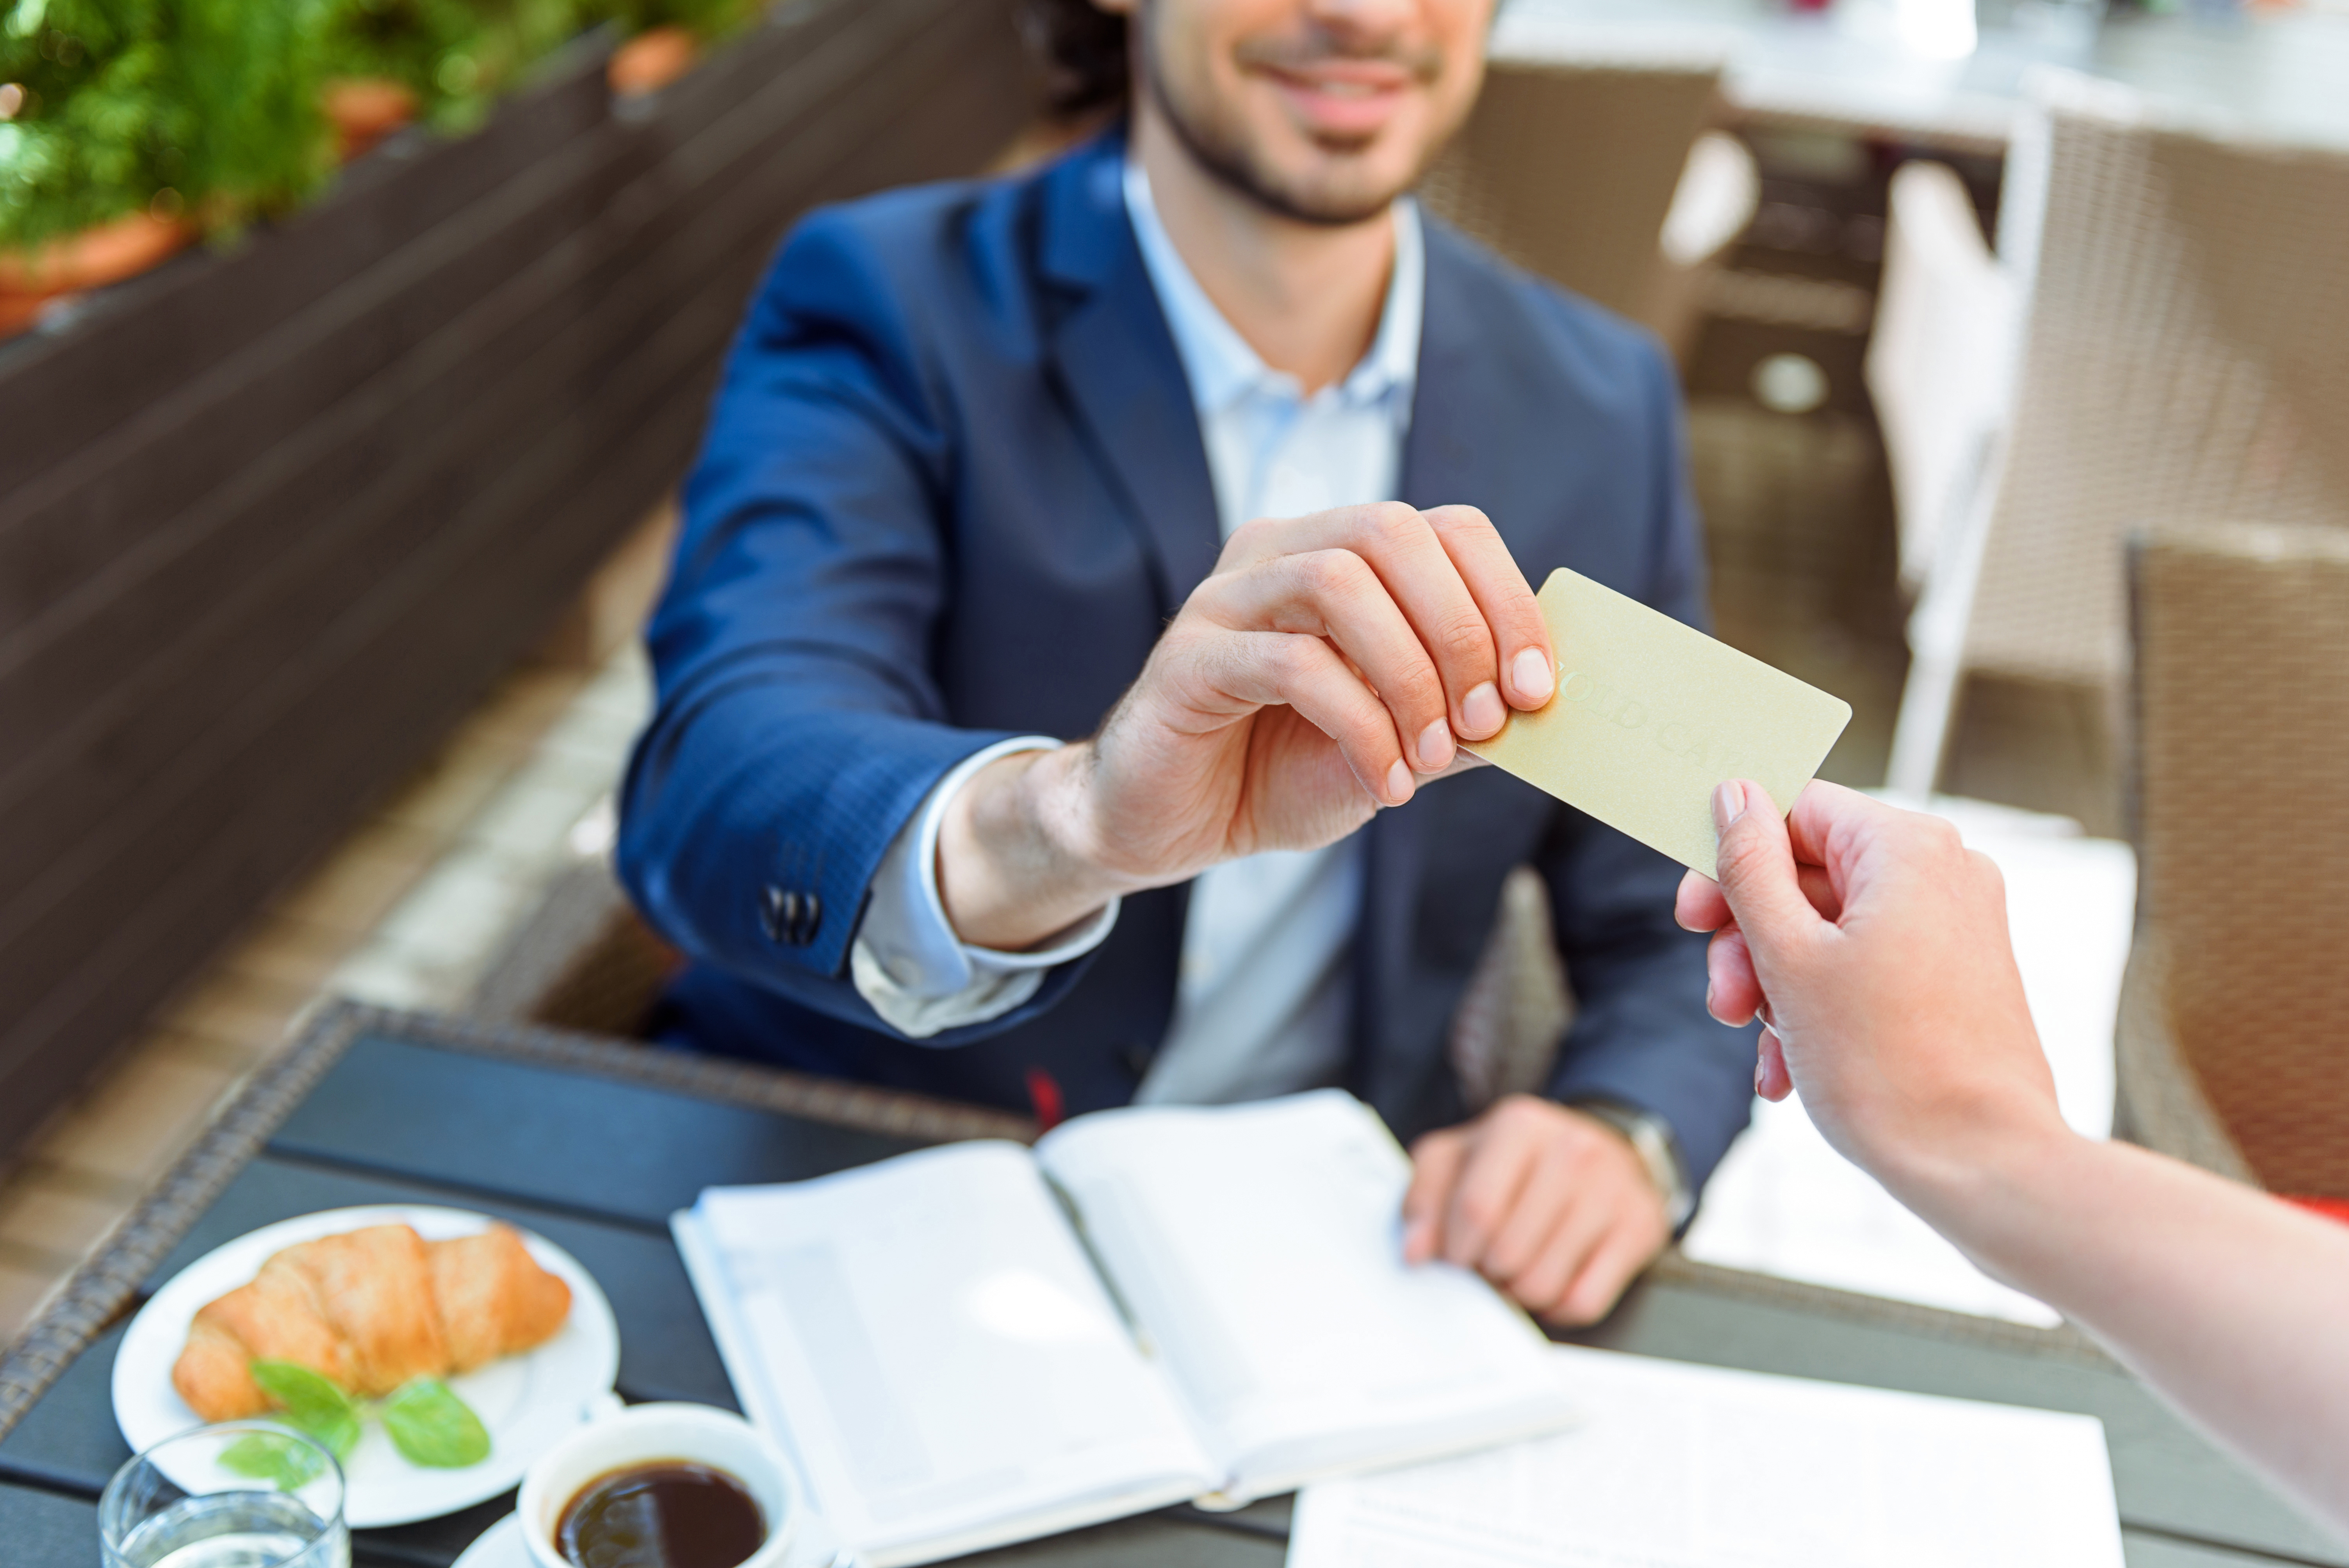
[684,1143,1215,1566]
[1034,1092,1574,1500]
[1289,1345,2124,1567]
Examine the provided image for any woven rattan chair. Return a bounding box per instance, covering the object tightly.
[473,849,1576,1107]
[1447,866,1574,1112]
[2114,522,2349,1197]
[1881,75,2349,796]
[1417,54,1723,330]
[1646,130,1762,364]
[1867,160,2014,597]
[468,857,681,1038]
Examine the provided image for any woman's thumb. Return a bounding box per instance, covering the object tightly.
[1710,780,1823,964]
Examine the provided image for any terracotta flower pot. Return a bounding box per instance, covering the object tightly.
[609,25,700,97]
[324,77,419,162]
[0,210,197,338]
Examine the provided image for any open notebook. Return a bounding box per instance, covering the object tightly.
[672,1091,1576,1567]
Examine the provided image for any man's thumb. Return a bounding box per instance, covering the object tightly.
[1710,780,1820,959]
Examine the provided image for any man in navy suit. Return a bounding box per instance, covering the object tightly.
[618,0,1758,1325]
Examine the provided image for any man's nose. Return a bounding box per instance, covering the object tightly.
[1300,0,1421,42]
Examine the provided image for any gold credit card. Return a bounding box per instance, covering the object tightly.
[1462,568,1852,878]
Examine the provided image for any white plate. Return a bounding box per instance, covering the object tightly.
[450,1515,531,1568]
[453,1511,860,1568]
[115,1205,621,1528]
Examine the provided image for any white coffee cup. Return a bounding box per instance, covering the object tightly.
[517,1402,799,1568]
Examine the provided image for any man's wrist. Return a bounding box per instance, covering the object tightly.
[1570,1099,1694,1229]
[937,743,1140,951]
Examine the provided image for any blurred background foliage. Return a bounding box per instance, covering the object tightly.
[0,0,765,252]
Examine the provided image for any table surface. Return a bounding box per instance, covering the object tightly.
[1499,0,2349,151]
[0,1002,2334,1567]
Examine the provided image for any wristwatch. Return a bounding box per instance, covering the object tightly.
[1570,1099,1695,1230]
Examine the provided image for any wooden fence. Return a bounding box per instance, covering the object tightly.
[0,0,1036,1160]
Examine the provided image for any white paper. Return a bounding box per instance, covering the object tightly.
[1035,1092,1577,1499]
[683,1143,1213,1566]
[1682,796,2136,1325]
[1288,1346,2124,1568]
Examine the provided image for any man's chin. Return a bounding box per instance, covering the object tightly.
[1262,175,1413,226]
[1153,76,1425,226]
[1247,147,1420,226]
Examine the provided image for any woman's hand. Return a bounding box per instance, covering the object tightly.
[1672,780,2065,1213]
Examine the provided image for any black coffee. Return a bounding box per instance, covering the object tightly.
[557,1461,766,1568]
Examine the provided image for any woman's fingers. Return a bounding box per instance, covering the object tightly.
[1681,843,1841,936]
[1677,868,1731,932]
[1756,1027,1793,1101]
[1707,925,1764,1025]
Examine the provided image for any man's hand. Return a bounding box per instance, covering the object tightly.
[939,502,1555,950]
[1401,1095,1671,1327]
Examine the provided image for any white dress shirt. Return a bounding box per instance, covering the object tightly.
[849,162,1424,1108]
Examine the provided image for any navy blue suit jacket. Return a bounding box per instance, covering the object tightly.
[617,133,1757,1184]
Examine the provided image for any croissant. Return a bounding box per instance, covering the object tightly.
[173,1222,572,1422]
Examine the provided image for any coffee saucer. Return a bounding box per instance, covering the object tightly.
[451,1509,861,1568]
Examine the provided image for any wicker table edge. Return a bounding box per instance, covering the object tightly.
[0,997,1038,1443]
[0,999,2109,1447]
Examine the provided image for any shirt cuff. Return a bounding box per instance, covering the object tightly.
[850,736,1120,1041]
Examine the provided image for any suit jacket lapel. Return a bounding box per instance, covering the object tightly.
[1037,137,1223,613]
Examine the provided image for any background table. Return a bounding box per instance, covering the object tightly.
[1498,0,2349,152]
[0,1003,2333,1566]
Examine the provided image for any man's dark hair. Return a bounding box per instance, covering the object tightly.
[1020,0,1131,119]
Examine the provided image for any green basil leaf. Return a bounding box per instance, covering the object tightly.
[218,1431,326,1490]
[380,1378,491,1469]
[248,1360,360,1460]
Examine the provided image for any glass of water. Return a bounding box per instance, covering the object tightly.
[100,1423,349,1568]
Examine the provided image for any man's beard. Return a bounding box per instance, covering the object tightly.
[1136,12,1452,227]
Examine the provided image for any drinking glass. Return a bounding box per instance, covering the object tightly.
[100,1423,349,1568]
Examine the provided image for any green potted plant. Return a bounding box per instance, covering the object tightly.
[0,0,342,332]
[324,0,586,146]
[602,0,762,97]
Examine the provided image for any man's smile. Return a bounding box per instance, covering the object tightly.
[1239,45,1438,142]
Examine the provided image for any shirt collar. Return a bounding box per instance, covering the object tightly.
[1123,158,1423,418]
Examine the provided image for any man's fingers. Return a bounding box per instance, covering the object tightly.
[1555,1222,1659,1327]
[1421,504,1554,711]
[1221,504,1534,744]
[1441,1129,1537,1269]
[1478,1140,1578,1284]
[1402,1130,1468,1265]
[1502,1194,1613,1319]
[1220,632,1415,805]
[1200,552,1454,771]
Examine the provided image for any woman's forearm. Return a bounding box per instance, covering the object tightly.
[1907,1132,2349,1534]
